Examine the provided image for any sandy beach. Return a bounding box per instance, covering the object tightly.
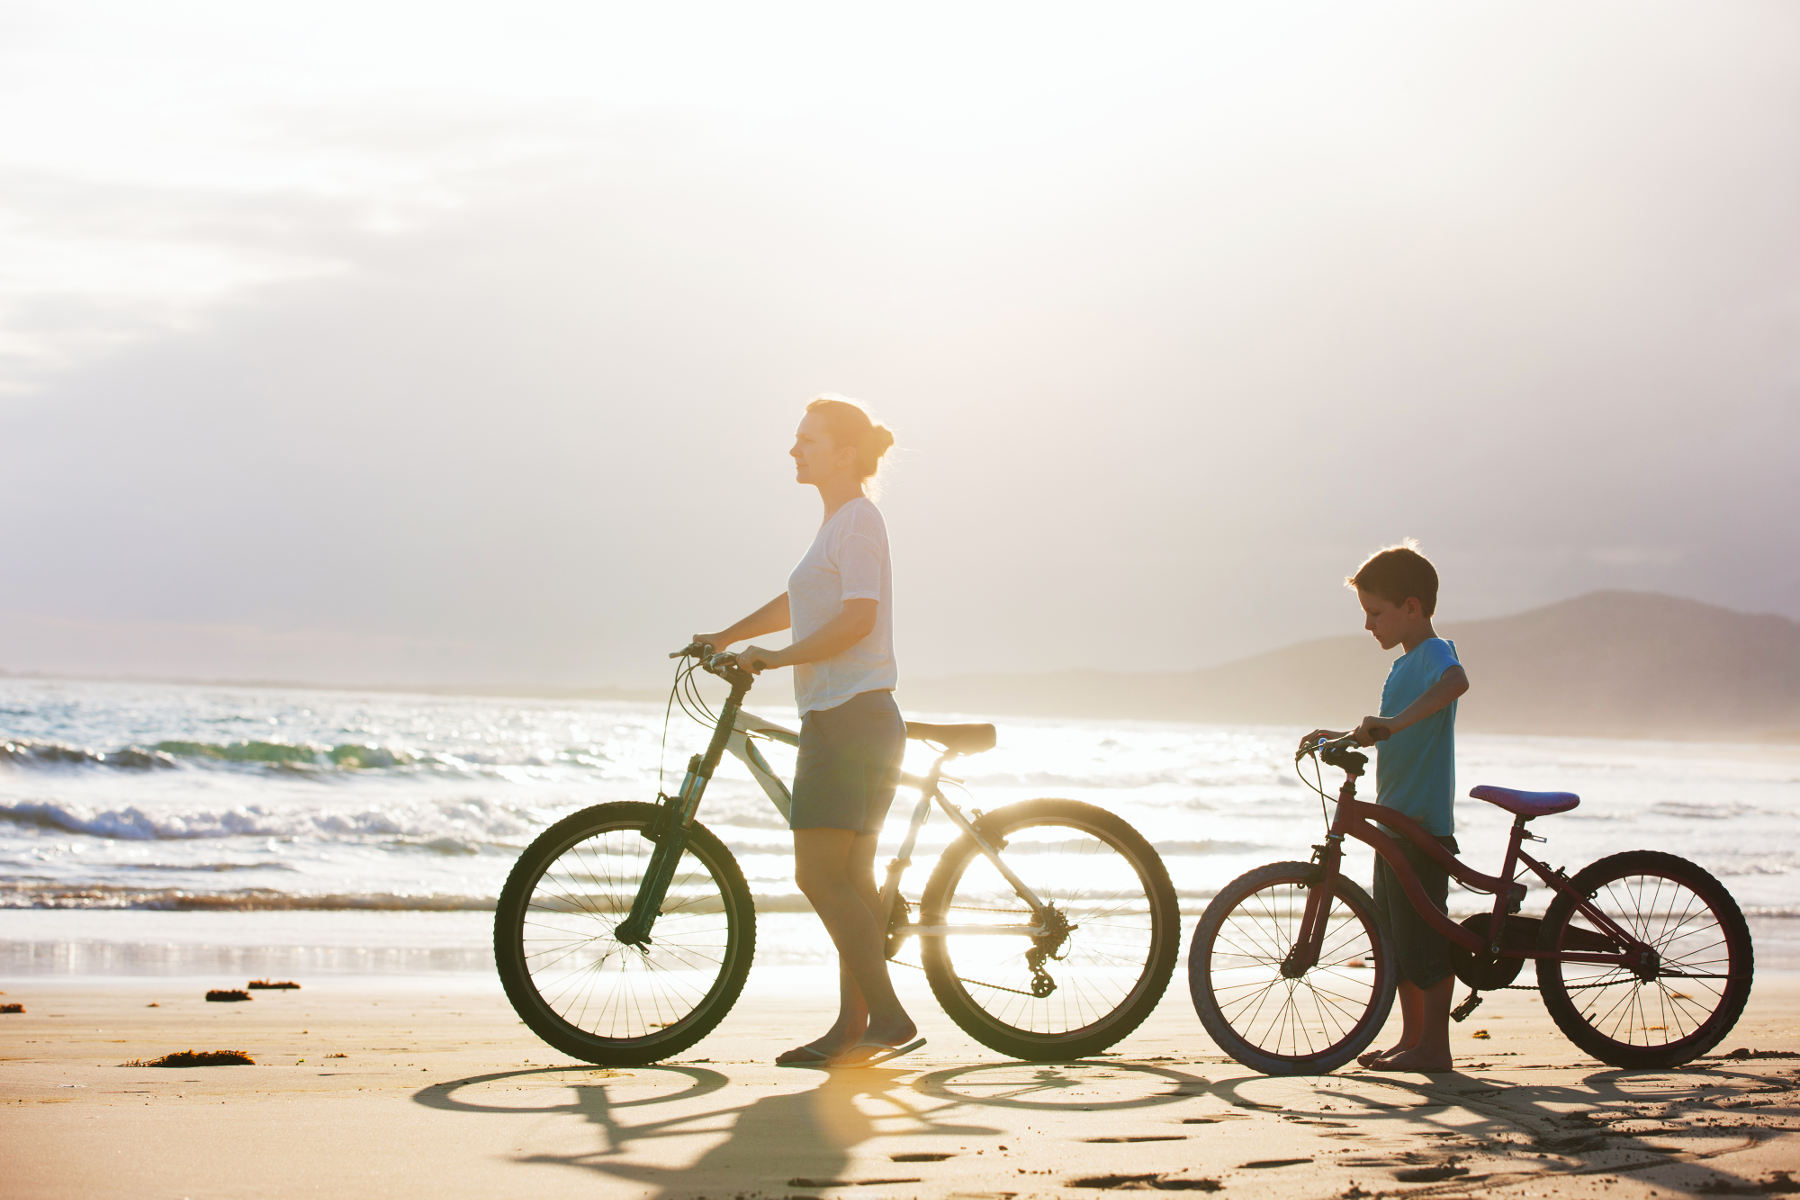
[4,961,1796,1200]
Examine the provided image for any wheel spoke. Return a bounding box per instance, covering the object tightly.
[1192,867,1387,1070]
[1540,855,1750,1068]
[924,805,1175,1057]
[498,808,749,1062]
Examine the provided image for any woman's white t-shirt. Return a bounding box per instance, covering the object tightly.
[787,496,897,715]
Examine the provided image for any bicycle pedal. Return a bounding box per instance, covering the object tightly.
[1451,991,1483,1022]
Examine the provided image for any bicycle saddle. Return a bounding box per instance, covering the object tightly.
[904,722,997,757]
[1470,784,1580,817]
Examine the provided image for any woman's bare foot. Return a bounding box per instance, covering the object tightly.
[775,1013,869,1065]
[776,1030,861,1066]
[857,1014,918,1052]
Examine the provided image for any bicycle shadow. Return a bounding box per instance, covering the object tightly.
[912,1059,1211,1110]
[1207,1057,1797,1197]
[415,1062,994,1197]
[414,1057,1212,1197]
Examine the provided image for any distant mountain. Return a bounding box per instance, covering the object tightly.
[903,591,1800,740]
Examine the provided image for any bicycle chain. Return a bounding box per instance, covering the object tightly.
[1472,975,1675,995]
[887,904,1067,999]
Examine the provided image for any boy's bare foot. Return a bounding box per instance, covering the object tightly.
[1357,1045,1405,1068]
[1368,1048,1453,1073]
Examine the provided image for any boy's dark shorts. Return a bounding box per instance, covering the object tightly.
[1372,833,1459,989]
[790,690,905,835]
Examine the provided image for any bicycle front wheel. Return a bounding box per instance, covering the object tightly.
[919,799,1179,1061]
[1537,850,1753,1069]
[494,802,755,1065]
[1188,861,1395,1076]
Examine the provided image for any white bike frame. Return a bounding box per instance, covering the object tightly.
[721,707,1052,943]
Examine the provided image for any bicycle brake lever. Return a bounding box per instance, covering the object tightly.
[1295,735,1330,763]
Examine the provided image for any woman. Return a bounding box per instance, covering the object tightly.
[691,395,922,1068]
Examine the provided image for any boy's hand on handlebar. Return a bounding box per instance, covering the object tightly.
[1297,729,1345,757]
[1352,716,1392,746]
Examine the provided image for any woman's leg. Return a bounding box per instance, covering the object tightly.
[793,827,915,1048]
[776,832,878,1062]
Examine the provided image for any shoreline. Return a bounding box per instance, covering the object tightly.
[9,908,1800,980]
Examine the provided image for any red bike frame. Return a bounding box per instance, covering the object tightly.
[1288,752,1658,982]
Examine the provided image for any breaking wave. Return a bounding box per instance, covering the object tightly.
[0,797,537,843]
[0,882,825,913]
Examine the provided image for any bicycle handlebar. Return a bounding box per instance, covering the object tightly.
[670,642,757,688]
[1297,725,1390,767]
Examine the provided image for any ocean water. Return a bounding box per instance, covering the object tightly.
[3,677,1796,974]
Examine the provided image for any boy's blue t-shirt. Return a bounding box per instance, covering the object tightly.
[1375,637,1460,836]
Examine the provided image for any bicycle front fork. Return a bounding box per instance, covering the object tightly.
[614,757,703,946]
[1283,839,1344,978]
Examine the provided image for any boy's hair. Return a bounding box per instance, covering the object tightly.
[1347,541,1439,617]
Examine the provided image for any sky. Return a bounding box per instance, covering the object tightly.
[4,1,1798,690]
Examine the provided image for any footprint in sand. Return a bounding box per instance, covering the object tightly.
[1066,1173,1221,1191]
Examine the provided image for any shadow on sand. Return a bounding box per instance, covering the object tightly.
[415,1058,1210,1197]
[1209,1056,1798,1197]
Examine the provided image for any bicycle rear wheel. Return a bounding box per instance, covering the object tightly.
[919,799,1179,1061]
[494,802,755,1065]
[1188,861,1395,1076]
[1536,850,1752,1069]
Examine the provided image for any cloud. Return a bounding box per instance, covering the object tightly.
[3,2,1798,685]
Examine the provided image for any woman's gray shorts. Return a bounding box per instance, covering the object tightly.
[790,690,905,835]
[1372,834,1460,989]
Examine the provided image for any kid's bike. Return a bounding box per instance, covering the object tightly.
[1187,731,1753,1075]
[496,645,1179,1065]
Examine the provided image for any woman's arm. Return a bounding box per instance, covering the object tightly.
[693,593,790,649]
[737,599,876,673]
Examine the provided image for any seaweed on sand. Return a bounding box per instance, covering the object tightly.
[123,1049,255,1067]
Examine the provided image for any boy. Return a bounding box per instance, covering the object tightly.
[1301,542,1470,1073]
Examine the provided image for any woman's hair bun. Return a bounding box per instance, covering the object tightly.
[806,395,894,482]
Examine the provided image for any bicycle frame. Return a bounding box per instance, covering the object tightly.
[1289,755,1656,981]
[617,663,1052,949]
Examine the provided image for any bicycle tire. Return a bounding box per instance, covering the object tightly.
[1536,850,1752,1069]
[1188,861,1396,1076]
[494,802,755,1065]
[919,799,1179,1061]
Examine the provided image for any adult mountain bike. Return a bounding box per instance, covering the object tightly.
[496,644,1179,1066]
[1187,731,1752,1075]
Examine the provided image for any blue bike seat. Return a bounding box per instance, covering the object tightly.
[1470,784,1580,818]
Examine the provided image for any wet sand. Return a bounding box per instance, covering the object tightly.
[3,966,1796,1199]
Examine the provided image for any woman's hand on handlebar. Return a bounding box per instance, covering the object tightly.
[734,644,784,674]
